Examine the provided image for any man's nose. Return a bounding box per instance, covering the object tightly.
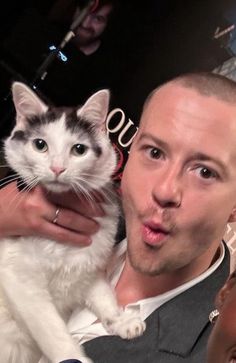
[152,166,182,208]
[82,14,92,27]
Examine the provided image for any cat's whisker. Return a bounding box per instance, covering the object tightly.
[3,183,30,213]
[75,173,116,189]
[71,184,86,201]
[75,177,117,206]
[72,176,102,191]
[0,175,21,189]
[72,183,95,204]
[14,174,38,189]
[6,192,28,214]
[0,172,19,181]
[7,185,38,214]
[16,179,31,190]
[7,177,37,196]
[71,175,118,208]
[20,177,39,192]
[98,187,117,204]
[78,173,112,184]
[71,183,98,208]
[6,177,39,212]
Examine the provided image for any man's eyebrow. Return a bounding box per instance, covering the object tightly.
[137,133,169,149]
[187,152,227,173]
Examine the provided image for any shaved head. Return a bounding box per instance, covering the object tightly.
[144,72,236,111]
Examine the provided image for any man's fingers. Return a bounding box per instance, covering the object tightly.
[41,222,93,246]
[48,191,105,217]
[0,183,102,246]
[73,197,105,217]
[52,208,100,235]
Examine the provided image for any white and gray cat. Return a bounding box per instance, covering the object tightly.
[0,82,145,363]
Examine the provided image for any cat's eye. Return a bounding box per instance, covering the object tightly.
[71,144,88,156]
[32,139,48,152]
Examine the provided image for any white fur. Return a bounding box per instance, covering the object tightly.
[0,83,145,363]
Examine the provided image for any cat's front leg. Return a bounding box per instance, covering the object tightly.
[0,267,92,363]
[84,275,146,340]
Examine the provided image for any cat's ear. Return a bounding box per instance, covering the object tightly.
[77,89,110,128]
[12,82,48,125]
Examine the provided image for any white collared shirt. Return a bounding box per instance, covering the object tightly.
[68,239,225,345]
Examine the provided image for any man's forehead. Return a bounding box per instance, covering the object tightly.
[145,82,197,107]
[141,83,236,126]
[96,3,113,15]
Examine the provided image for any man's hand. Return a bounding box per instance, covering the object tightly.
[0,182,104,245]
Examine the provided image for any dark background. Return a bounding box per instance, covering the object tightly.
[0,0,234,139]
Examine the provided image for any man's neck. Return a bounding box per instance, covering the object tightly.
[115,245,221,306]
[115,259,183,306]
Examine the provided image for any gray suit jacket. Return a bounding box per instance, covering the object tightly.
[83,244,230,363]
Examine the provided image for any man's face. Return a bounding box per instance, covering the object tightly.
[121,83,236,278]
[73,4,113,45]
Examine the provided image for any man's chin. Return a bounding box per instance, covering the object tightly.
[127,250,162,276]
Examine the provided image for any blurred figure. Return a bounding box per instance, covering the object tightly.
[207,267,236,363]
[0,0,120,107]
[48,0,117,55]
[35,0,120,105]
[71,0,115,55]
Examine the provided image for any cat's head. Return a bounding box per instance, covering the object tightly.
[4,82,117,193]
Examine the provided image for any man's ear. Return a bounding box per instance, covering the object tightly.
[216,273,236,310]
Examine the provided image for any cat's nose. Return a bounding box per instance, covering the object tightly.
[50,166,66,176]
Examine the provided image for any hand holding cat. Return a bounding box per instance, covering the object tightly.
[0,182,104,245]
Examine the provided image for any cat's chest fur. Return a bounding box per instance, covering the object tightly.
[0,198,118,314]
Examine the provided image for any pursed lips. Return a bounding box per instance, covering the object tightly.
[141,220,171,247]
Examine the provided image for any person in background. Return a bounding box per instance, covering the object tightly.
[47,0,117,55]
[207,266,236,363]
[70,0,115,55]
[38,0,120,105]
[0,0,119,110]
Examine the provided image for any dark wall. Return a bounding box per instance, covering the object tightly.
[0,0,233,139]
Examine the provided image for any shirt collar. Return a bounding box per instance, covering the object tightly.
[108,240,225,321]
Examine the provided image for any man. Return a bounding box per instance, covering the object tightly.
[38,0,118,106]
[0,0,117,115]
[71,0,115,55]
[0,72,235,362]
[68,72,236,362]
[207,267,236,363]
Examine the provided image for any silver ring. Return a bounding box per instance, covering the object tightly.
[209,309,219,324]
[52,208,60,224]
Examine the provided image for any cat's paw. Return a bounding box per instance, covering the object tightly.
[103,310,146,339]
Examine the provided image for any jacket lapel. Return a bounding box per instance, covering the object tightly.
[155,243,230,357]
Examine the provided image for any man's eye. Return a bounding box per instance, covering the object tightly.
[149,148,162,159]
[197,167,218,179]
[94,15,105,23]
